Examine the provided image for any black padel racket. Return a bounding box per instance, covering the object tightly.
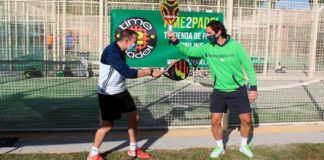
[163,59,189,81]
[160,0,179,31]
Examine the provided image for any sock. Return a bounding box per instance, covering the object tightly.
[216,139,223,148]
[129,142,137,151]
[90,146,99,156]
[241,137,248,146]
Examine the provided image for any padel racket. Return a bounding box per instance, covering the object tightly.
[128,59,190,88]
[163,59,189,81]
[160,0,179,31]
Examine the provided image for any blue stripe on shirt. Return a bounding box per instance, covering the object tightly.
[101,67,114,92]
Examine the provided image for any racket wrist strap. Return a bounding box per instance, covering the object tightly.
[170,38,180,45]
[249,85,257,91]
[150,68,153,76]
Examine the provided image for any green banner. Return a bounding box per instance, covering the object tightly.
[110,9,223,67]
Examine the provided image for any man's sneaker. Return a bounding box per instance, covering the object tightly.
[239,144,254,158]
[210,146,225,158]
[127,148,151,159]
[87,154,105,160]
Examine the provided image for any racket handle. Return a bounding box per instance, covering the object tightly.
[168,25,173,45]
[168,25,173,31]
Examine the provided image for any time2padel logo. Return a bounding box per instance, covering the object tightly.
[115,17,157,59]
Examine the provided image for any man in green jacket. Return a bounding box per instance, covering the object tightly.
[168,20,258,158]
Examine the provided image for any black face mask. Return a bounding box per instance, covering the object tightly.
[207,34,219,44]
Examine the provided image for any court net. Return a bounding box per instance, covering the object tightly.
[0,62,324,130]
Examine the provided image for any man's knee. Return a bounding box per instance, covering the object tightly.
[128,111,139,122]
[99,121,114,132]
[211,113,223,126]
[136,114,139,121]
[240,114,251,125]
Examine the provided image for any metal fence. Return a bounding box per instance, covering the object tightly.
[0,0,324,130]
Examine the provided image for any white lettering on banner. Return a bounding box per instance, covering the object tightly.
[202,33,207,39]
[127,45,154,58]
[164,32,207,40]
[164,32,194,40]
[194,32,202,39]
[119,18,152,30]
[182,42,204,47]
[175,32,193,40]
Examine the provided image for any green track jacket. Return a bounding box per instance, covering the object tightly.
[173,36,257,92]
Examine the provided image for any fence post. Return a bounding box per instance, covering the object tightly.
[275,10,283,69]
[217,0,220,12]
[51,0,56,62]
[7,0,12,67]
[309,3,320,78]
[226,0,233,36]
[222,0,234,131]
[263,0,271,76]
[99,0,104,61]
[62,0,66,62]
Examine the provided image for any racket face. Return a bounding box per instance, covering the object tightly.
[164,59,189,81]
[160,0,179,26]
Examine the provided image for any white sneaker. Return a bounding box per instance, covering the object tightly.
[210,146,225,158]
[239,144,254,158]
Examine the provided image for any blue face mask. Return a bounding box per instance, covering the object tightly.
[207,34,219,44]
[127,43,138,52]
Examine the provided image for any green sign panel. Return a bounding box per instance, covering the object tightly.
[110,9,223,67]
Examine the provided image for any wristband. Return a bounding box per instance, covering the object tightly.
[150,69,153,76]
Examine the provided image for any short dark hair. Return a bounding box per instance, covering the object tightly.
[206,20,227,38]
[118,29,138,41]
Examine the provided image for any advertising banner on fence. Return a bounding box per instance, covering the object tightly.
[110,9,223,67]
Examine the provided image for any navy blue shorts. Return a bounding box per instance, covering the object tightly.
[98,90,136,121]
[210,86,251,114]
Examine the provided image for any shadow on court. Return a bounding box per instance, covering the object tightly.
[223,109,260,149]
[100,93,210,158]
[101,96,170,158]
